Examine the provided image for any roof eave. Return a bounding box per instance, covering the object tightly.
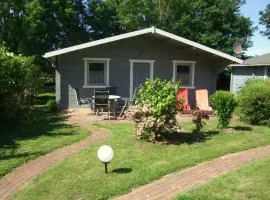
[43,27,243,64]
[43,27,155,58]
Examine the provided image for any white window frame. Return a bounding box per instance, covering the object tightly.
[129,59,155,98]
[172,60,196,88]
[83,58,110,88]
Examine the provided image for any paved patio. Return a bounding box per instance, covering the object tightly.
[62,108,196,127]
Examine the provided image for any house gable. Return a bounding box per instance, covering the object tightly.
[44,27,243,64]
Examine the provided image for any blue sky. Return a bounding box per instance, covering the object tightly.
[240,0,270,56]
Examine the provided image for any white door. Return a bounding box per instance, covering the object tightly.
[129,60,155,98]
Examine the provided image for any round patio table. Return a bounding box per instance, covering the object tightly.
[109,95,121,100]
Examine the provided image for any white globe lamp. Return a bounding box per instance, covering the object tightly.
[97,145,114,173]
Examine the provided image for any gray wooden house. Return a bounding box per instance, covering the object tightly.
[230,53,270,93]
[44,27,243,109]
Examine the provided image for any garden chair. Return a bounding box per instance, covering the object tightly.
[195,89,213,112]
[106,86,118,95]
[74,88,92,107]
[119,88,138,117]
[93,90,112,120]
[177,88,191,115]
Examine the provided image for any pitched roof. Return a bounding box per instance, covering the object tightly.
[230,52,270,67]
[244,53,270,65]
[43,27,243,64]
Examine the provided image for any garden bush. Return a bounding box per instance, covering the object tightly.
[0,44,42,124]
[210,91,237,128]
[237,79,270,126]
[192,110,210,133]
[129,78,181,142]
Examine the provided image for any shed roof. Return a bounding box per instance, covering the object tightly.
[244,53,270,65]
[230,52,270,67]
[43,27,243,64]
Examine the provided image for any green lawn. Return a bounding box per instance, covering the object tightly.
[0,93,89,177]
[175,158,270,200]
[13,120,270,200]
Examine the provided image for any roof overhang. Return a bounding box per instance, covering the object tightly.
[43,27,243,64]
[229,64,270,67]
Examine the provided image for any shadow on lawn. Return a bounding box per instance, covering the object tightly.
[163,131,219,145]
[0,151,43,161]
[231,126,252,131]
[0,94,75,160]
[112,168,133,174]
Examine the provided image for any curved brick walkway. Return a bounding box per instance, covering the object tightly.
[0,129,110,200]
[114,145,270,200]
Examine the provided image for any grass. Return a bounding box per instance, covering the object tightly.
[0,92,89,177]
[13,119,270,200]
[175,158,270,200]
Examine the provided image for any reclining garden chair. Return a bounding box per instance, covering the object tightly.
[74,88,92,107]
[195,89,213,112]
[177,88,191,115]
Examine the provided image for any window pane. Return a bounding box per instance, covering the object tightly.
[268,68,270,77]
[89,63,105,84]
[177,65,190,86]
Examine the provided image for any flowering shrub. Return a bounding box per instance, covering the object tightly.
[129,79,181,142]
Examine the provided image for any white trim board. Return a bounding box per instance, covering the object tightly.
[44,27,243,64]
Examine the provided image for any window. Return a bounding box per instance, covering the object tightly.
[88,63,104,84]
[172,61,195,88]
[83,58,110,88]
[268,67,270,77]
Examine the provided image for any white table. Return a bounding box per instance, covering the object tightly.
[109,95,121,100]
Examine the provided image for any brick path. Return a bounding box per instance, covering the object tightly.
[0,129,110,200]
[114,145,270,200]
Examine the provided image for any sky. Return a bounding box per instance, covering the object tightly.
[240,0,270,56]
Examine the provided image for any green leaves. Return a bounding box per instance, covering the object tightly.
[237,79,270,126]
[210,91,238,128]
[0,0,254,57]
[260,4,270,39]
[0,44,42,123]
[130,78,180,142]
[110,0,253,55]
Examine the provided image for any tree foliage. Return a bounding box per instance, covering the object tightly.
[0,0,254,56]
[260,4,270,39]
[0,44,42,123]
[108,0,253,55]
[0,0,120,56]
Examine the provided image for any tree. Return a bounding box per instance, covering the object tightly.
[0,0,89,55]
[0,44,42,123]
[85,0,121,40]
[108,0,254,55]
[0,0,121,56]
[260,4,270,39]
[0,0,121,87]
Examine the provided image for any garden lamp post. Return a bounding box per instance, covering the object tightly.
[97,145,114,173]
